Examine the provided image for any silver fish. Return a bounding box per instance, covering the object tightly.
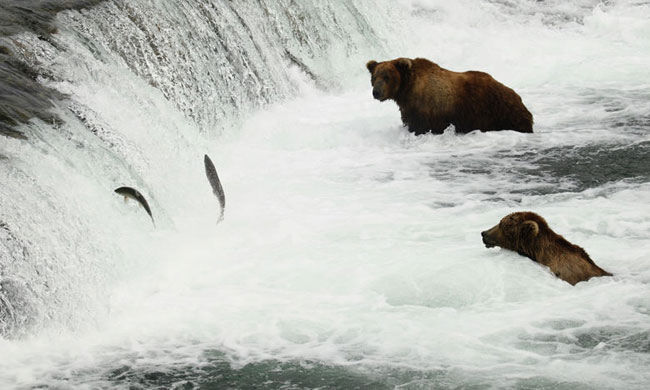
[114,186,154,225]
[204,154,225,223]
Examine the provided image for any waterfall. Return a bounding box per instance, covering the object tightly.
[0,0,400,337]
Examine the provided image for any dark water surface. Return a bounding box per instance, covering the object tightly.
[427,140,650,203]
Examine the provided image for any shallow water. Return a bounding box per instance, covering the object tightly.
[1,0,649,389]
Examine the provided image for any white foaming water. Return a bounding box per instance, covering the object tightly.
[1,0,649,388]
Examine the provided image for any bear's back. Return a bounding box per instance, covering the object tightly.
[539,232,612,285]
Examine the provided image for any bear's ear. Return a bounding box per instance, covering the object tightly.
[395,58,413,73]
[521,220,539,238]
[366,60,378,73]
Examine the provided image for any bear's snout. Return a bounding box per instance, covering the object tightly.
[372,88,389,102]
[481,229,496,248]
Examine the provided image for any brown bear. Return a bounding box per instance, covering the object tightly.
[481,211,612,285]
[366,57,533,135]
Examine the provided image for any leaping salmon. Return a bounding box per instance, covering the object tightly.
[204,154,225,223]
[114,186,154,225]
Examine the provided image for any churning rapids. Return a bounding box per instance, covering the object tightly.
[1,0,649,388]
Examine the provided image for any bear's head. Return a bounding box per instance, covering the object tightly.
[481,212,548,256]
[366,58,412,101]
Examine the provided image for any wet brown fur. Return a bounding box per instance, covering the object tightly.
[481,212,612,285]
[366,57,533,135]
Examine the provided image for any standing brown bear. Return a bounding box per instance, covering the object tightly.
[366,57,533,135]
[481,211,612,285]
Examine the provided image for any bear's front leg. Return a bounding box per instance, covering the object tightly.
[404,117,450,135]
[400,108,450,135]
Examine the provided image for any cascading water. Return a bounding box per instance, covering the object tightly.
[0,0,398,336]
[1,0,649,388]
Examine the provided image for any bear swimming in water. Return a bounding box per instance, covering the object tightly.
[481,212,612,285]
